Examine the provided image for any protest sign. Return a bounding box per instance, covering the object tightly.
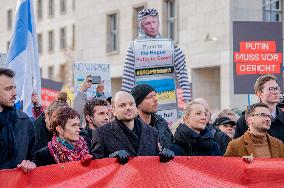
[233,21,283,94]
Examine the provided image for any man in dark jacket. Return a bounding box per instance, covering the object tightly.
[234,74,284,142]
[131,84,173,149]
[91,91,174,164]
[80,99,110,150]
[0,68,36,171]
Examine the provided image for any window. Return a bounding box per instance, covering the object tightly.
[7,9,13,30]
[37,33,43,54]
[48,0,54,17]
[263,0,282,21]
[7,41,10,53]
[165,0,177,41]
[60,0,67,14]
[59,64,66,81]
[107,13,119,52]
[60,27,66,49]
[37,0,43,20]
[133,6,145,39]
[48,66,54,79]
[48,30,54,52]
[72,24,75,49]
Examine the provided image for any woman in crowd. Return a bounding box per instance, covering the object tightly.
[34,106,92,167]
[171,101,221,156]
[213,117,236,139]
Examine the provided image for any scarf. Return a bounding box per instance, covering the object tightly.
[48,136,89,163]
[0,107,16,163]
[116,118,141,154]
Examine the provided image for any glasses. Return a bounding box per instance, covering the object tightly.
[263,87,281,93]
[250,113,272,119]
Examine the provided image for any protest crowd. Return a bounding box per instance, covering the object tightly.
[1,8,284,182]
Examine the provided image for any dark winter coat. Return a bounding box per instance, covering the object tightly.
[34,146,56,166]
[207,124,230,155]
[149,113,173,149]
[234,107,284,142]
[0,110,36,169]
[171,123,221,156]
[91,118,159,158]
[34,113,52,152]
[80,126,93,151]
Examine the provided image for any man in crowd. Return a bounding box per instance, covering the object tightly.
[131,84,173,149]
[80,98,110,150]
[121,8,191,102]
[234,74,284,142]
[91,91,174,164]
[224,103,284,158]
[0,68,36,171]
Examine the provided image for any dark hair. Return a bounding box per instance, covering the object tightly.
[50,107,80,136]
[84,99,108,121]
[245,103,269,120]
[0,68,15,78]
[47,92,69,117]
[254,74,277,94]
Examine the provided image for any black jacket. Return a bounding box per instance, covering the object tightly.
[34,146,56,167]
[171,123,221,156]
[34,113,52,152]
[0,110,36,169]
[80,126,93,151]
[91,118,159,158]
[149,114,173,149]
[234,107,284,142]
[207,124,230,155]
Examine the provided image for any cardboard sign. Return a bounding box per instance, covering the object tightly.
[73,63,111,99]
[233,21,283,94]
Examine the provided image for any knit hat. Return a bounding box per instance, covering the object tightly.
[138,8,159,20]
[131,84,156,106]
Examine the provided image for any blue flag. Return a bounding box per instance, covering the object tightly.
[7,0,41,116]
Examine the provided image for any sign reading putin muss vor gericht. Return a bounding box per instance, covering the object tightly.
[233,21,283,94]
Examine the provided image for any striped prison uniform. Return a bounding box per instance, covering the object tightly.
[121,43,191,102]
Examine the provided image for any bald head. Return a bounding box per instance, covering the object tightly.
[112,91,137,122]
[113,91,135,108]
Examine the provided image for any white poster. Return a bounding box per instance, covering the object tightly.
[73,63,111,99]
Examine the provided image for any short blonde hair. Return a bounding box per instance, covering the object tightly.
[183,101,202,116]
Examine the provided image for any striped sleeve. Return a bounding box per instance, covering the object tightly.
[174,45,191,102]
[121,44,135,93]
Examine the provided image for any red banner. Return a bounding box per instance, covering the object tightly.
[1,157,284,188]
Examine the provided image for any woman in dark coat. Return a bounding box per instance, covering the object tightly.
[171,101,221,156]
[35,107,92,167]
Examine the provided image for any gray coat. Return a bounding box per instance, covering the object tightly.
[91,118,159,158]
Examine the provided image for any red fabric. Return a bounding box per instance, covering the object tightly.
[1,157,284,188]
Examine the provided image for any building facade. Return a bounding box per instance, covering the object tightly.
[0,0,282,110]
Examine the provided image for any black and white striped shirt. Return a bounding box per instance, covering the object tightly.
[121,41,191,102]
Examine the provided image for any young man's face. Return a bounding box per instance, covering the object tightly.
[91,105,110,126]
[138,91,158,114]
[113,94,137,122]
[0,75,17,108]
[141,16,160,37]
[247,107,271,133]
[257,80,280,105]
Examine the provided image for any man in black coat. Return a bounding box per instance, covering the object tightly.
[234,74,284,142]
[131,84,173,149]
[91,91,174,164]
[0,68,36,171]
